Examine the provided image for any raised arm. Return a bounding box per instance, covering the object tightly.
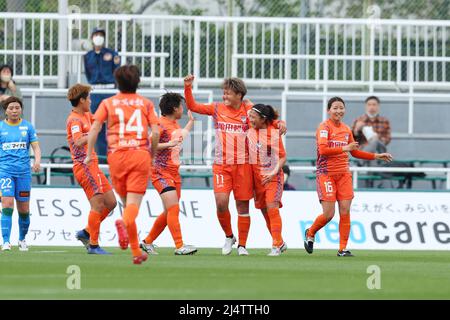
[184,74,215,115]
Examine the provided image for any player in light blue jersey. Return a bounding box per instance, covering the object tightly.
[0,97,41,251]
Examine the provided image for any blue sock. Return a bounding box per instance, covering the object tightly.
[18,212,30,241]
[1,208,13,243]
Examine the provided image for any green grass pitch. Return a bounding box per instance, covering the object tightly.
[0,247,449,299]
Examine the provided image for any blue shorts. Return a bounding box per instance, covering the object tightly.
[0,174,32,202]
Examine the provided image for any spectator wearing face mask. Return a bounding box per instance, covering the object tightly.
[83,27,121,160]
[0,65,22,120]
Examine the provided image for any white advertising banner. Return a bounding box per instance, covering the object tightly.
[6,188,450,250]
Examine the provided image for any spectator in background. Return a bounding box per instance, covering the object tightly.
[0,65,22,120]
[352,96,392,187]
[352,96,391,156]
[282,165,296,191]
[84,27,121,161]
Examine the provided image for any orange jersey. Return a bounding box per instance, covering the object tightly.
[66,111,98,163]
[153,116,182,173]
[316,119,354,175]
[94,92,159,154]
[185,85,251,165]
[247,124,286,175]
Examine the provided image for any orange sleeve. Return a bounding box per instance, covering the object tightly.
[351,149,376,160]
[184,84,215,115]
[67,117,84,142]
[146,101,160,126]
[316,123,343,156]
[94,100,108,123]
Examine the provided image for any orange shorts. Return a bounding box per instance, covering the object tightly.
[152,168,182,199]
[73,161,112,200]
[107,149,151,198]
[316,172,354,202]
[253,166,284,209]
[213,163,253,201]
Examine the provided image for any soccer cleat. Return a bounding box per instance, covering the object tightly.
[337,249,354,257]
[87,246,111,255]
[133,252,148,265]
[1,242,11,251]
[140,241,159,255]
[237,246,249,256]
[267,246,282,256]
[18,240,29,251]
[304,228,314,254]
[75,229,90,250]
[280,242,288,253]
[115,219,129,250]
[174,245,198,255]
[222,236,236,255]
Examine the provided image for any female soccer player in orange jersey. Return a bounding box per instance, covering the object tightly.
[140,92,197,255]
[248,104,287,256]
[304,97,393,257]
[66,83,117,254]
[184,74,286,256]
[85,65,160,264]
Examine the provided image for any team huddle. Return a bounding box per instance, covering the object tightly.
[0,64,392,264]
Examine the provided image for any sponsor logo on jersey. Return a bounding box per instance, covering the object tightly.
[19,126,28,130]
[2,142,27,150]
[71,125,81,134]
[215,121,249,133]
[320,130,328,138]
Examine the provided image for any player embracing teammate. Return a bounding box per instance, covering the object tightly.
[184,75,286,255]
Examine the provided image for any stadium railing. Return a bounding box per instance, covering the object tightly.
[2,13,450,91]
[34,161,450,190]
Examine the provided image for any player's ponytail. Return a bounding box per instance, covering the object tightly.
[251,104,279,124]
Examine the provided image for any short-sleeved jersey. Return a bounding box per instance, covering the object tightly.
[94,92,159,154]
[316,119,354,175]
[185,86,251,165]
[247,124,286,175]
[0,119,38,176]
[153,116,182,173]
[66,111,98,164]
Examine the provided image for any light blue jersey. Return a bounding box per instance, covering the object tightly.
[0,119,38,176]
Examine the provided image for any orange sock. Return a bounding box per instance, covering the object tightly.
[263,212,271,235]
[339,214,351,251]
[145,212,167,244]
[217,210,233,238]
[100,208,110,221]
[123,204,141,257]
[308,213,330,238]
[267,207,283,247]
[238,214,250,247]
[167,204,183,249]
[88,210,102,246]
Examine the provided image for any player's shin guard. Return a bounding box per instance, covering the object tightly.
[1,208,13,243]
[308,213,330,238]
[145,211,167,244]
[123,204,141,256]
[263,212,272,235]
[18,212,30,241]
[217,210,233,238]
[267,208,283,247]
[88,210,101,246]
[339,213,351,251]
[238,214,250,247]
[167,204,183,249]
